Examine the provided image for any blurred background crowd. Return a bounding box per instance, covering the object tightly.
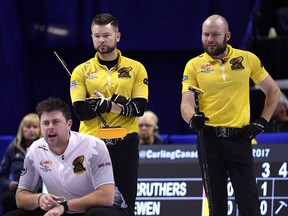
[1,0,287,136]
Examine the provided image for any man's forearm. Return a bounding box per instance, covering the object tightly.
[65,184,115,212]
[261,90,281,121]
[16,189,42,210]
[181,92,195,123]
[258,75,281,121]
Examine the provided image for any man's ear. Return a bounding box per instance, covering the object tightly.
[67,119,73,129]
[116,32,121,43]
[226,31,231,41]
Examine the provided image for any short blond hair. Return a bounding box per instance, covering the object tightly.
[15,113,40,149]
[145,111,158,124]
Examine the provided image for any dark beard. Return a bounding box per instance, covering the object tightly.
[203,38,227,57]
[96,45,116,55]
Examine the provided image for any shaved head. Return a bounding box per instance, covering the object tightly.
[201,14,231,58]
[203,14,229,33]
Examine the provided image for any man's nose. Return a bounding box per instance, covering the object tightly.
[98,37,105,43]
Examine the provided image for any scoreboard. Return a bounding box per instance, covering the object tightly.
[136,144,288,216]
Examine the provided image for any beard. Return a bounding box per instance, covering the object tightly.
[95,44,116,55]
[203,37,227,57]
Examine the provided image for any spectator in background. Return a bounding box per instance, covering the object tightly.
[275,0,288,36]
[138,111,166,145]
[0,113,40,215]
[266,92,288,132]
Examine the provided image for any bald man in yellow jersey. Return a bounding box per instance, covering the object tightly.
[181,14,280,216]
[70,13,148,216]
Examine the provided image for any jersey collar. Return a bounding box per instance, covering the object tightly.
[203,44,233,63]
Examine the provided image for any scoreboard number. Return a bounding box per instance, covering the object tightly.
[261,162,270,178]
[138,144,288,216]
[278,162,287,178]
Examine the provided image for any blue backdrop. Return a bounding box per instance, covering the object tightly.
[1,0,259,135]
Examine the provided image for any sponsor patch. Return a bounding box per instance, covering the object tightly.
[201,63,213,73]
[86,71,98,80]
[98,162,112,168]
[70,80,77,90]
[38,145,49,151]
[182,75,188,81]
[21,167,27,176]
[143,78,149,86]
[40,160,52,172]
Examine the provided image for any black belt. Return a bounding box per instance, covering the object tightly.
[102,132,137,145]
[204,126,242,138]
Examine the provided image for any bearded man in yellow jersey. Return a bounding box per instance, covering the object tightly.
[70,13,148,216]
[181,14,280,216]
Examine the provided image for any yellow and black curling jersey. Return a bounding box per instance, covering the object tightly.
[70,49,149,136]
[182,45,268,128]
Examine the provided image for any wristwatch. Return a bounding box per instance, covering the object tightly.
[57,197,69,211]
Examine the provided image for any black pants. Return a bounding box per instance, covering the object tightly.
[1,190,17,214]
[4,206,129,216]
[198,132,260,216]
[107,133,139,216]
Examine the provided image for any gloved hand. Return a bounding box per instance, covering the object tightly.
[85,98,112,113]
[189,112,209,131]
[111,94,131,106]
[240,117,268,140]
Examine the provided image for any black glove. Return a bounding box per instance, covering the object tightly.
[189,112,209,131]
[240,117,268,140]
[111,94,131,106]
[85,98,112,113]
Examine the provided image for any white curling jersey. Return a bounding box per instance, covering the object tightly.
[18,131,126,208]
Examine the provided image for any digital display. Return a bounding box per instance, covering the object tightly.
[136,144,288,216]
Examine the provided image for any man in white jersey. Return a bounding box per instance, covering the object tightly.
[5,97,128,216]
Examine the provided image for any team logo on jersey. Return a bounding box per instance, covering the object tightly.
[230,56,245,70]
[201,63,213,73]
[40,160,52,172]
[117,67,132,78]
[72,155,86,174]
